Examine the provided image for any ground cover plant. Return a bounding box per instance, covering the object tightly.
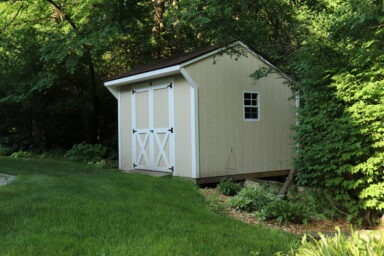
[216,178,242,196]
[284,228,384,256]
[220,180,341,225]
[0,158,298,256]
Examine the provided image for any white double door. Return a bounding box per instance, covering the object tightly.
[132,83,174,172]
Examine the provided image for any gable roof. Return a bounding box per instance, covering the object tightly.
[105,44,221,82]
[104,41,292,87]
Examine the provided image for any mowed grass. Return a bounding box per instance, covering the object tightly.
[0,158,298,256]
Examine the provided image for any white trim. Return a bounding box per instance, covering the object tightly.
[243,91,260,121]
[179,48,224,68]
[169,78,176,175]
[118,88,122,169]
[131,88,136,170]
[131,82,175,173]
[107,86,119,99]
[104,66,180,87]
[237,41,293,82]
[180,68,200,179]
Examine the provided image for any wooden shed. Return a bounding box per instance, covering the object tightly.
[104,41,297,184]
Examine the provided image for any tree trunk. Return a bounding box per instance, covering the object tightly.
[151,0,165,58]
[278,169,296,197]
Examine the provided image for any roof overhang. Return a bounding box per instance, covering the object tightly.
[104,65,181,87]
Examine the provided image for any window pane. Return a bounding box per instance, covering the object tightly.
[251,93,257,100]
[245,107,258,119]
[244,93,251,99]
[244,99,251,105]
[251,99,257,106]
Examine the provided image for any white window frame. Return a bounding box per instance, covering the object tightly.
[243,91,260,121]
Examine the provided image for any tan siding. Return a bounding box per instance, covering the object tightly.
[119,76,193,178]
[120,86,132,171]
[185,52,296,178]
[173,75,193,177]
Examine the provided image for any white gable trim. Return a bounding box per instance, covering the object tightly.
[104,65,180,87]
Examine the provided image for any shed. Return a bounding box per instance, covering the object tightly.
[104,41,297,184]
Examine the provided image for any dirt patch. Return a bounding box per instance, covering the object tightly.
[201,188,352,235]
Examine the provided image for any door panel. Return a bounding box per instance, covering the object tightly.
[135,91,149,129]
[132,83,174,172]
[153,87,169,129]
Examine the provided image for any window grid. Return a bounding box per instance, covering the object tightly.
[243,92,259,121]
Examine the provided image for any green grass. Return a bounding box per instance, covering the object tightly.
[0,158,298,256]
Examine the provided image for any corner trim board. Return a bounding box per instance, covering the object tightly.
[180,68,200,179]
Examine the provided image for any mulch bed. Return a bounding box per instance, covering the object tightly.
[201,188,352,235]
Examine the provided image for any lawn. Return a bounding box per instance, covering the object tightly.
[0,158,298,256]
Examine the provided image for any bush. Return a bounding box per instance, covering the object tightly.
[0,134,31,152]
[227,186,277,212]
[216,178,242,196]
[64,143,107,162]
[254,200,311,224]
[284,228,384,256]
[0,146,12,156]
[10,151,34,159]
[290,189,341,220]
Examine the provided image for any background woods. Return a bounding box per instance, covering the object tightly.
[1,0,383,223]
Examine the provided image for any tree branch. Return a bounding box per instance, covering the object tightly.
[44,0,78,30]
[0,0,25,34]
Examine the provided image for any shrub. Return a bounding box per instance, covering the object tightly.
[216,178,242,196]
[10,151,34,159]
[290,189,341,220]
[284,228,384,256]
[227,186,277,212]
[0,135,31,152]
[0,146,12,156]
[254,200,311,224]
[64,143,107,162]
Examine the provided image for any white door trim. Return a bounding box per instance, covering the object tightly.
[131,82,175,173]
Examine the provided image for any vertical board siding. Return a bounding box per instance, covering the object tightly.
[120,86,133,170]
[185,53,296,178]
[173,75,193,177]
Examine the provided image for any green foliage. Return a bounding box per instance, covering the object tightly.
[227,186,277,212]
[0,135,31,152]
[64,143,107,163]
[285,228,384,256]
[254,200,311,224]
[204,191,227,215]
[290,189,341,220]
[293,0,384,222]
[0,147,12,156]
[10,151,34,159]
[216,178,242,196]
[87,159,117,169]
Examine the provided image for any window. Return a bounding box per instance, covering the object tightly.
[243,92,259,121]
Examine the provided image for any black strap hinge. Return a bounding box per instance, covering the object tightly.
[168,127,173,133]
[168,82,173,89]
[133,129,137,134]
[133,163,137,168]
[169,166,174,172]
[132,89,136,94]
